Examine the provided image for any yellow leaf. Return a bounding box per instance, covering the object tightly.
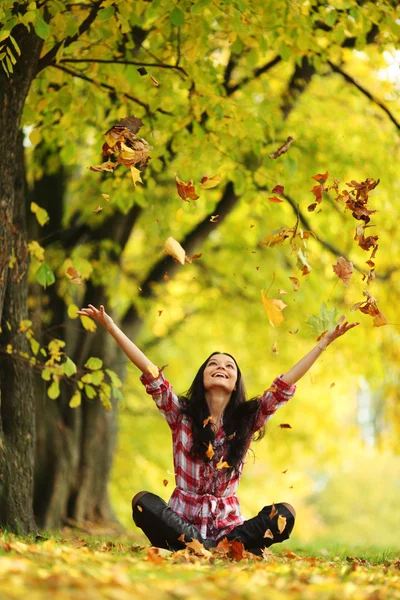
[206,442,214,460]
[101,193,110,201]
[29,128,41,146]
[185,539,212,558]
[67,304,79,320]
[261,291,287,327]
[289,276,300,291]
[147,364,159,378]
[30,202,49,226]
[263,529,274,539]
[80,315,97,332]
[131,166,143,186]
[164,237,186,265]
[277,514,287,534]
[200,173,221,189]
[69,391,81,408]
[216,457,230,469]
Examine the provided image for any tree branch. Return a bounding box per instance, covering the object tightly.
[328,61,400,132]
[59,58,187,76]
[51,64,173,116]
[36,1,103,74]
[227,55,281,96]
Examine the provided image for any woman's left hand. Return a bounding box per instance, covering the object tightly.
[322,315,360,348]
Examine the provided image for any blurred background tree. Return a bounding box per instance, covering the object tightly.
[0,0,399,541]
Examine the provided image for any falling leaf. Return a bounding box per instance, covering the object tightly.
[296,249,311,275]
[206,442,214,460]
[137,505,143,512]
[200,173,221,189]
[263,529,274,539]
[268,196,284,203]
[289,276,300,291]
[158,310,163,316]
[163,272,169,281]
[210,215,220,222]
[272,185,284,194]
[330,382,335,388]
[147,364,159,378]
[137,67,147,76]
[259,229,291,248]
[146,547,164,564]
[216,457,230,469]
[307,303,339,337]
[164,237,186,265]
[312,172,329,184]
[307,202,318,212]
[277,289,287,295]
[185,253,202,264]
[162,479,168,487]
[289,329,299,334]
[282,468,288,474]
[279,423,292,429]
[94,205,103,213]
[272,341,278,354]
[203,416,213,427]
[131,166,143,186]
[175,175,199,201]
[66,266,83,285]
[269,504,278,518]
[101,193,110,201]
[261,290,287,327]
[333,257,354,286]
[185,539,212,558]
[316,330,328,342]
[178,534,185,542]
[351,290,388,327]
[89,160,118,172]
[354,224,379,252]
[277,515,287,534]
[149,74,159,86]
[269,136,293,159]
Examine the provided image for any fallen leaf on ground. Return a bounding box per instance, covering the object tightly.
[185,539,212,559]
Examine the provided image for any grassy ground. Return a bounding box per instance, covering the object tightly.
[1,529,399,599]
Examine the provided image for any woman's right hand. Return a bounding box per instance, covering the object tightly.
[77,304,114,331]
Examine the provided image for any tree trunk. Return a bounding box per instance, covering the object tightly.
[0,25,43,533]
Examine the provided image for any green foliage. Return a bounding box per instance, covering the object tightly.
[306,303,340,337]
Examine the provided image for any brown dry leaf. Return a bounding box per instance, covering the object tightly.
[259,228,292,248]
[146,547,164,564]
[261,290,287,327]
[272,184,284,194]
[66,266,83,285]
[164,237,186,265]
[272,340,278,354]
[178,534,185,542]
[351,290,388,327]
[277,289,288,295]
[163,272,169,281]
[94,205,103,213]
[176,175,199,201]
[147,364,159,378]
[289,329,299,335]
[312,172,329,184]
[279,423,292,429]
[289,276,300,291]
[285,550,301,559]
[210,215,220,222]
[185,539,212,559]
[263,529,274,539]
[354,224,379,252]
[277,514,287,533]
[230,540,249,560]
[206,442,214,460]
[269,504,278,518]
[162,479,168,487]
[185,253,202,264]
[269,136,293,159]
[216,457,230,470]
[268,196,284,203]
[158,310,163,316]
[101,194,110,201]
[89,160,118,173]
[215,537,231,556]
[330,382,335,388]
[203,416,213,428]
[262,547,273,560]
[149,74,159,86]
[282,468,288,474]
[333,257,354,286]
[200,173,221,189]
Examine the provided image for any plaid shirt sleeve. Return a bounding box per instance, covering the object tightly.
[252,374,296,433]
[140,370,181,430]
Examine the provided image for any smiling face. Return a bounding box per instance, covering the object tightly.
[203,353,238,395]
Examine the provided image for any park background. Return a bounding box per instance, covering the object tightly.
[1,0,400,555]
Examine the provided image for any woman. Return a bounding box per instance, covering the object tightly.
[78,304,359,554]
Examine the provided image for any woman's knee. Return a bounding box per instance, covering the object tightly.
[132,490,150,511]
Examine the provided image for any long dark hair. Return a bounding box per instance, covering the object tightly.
[179,352,265,473]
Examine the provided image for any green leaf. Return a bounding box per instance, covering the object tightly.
[30,201,49,226]
[84,384,96,399]
[36,263,55,288]
[106,368,122,388]
[63,356,77,377]
[97,6,115,21]
[41,368,51,381]
[112,386,124,403]
[170,7,184,26]
[91,370,104,386]
[307,303,339,337]
[29,337,40,356]
[48,378,60,399]
[69,390,81,408]
[34,15,50,40]
[85,357,103,370]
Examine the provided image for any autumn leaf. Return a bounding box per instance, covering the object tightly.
[164,237,186,265]
[101,193,110,201]
[94,205,103,213]
[330,382,335,388]
[162,479,168,487]
[272,341,278,354]
[289,276,300,291]
[277,514,287,534]
[268,196,284,203]
[261,290,287,327]
[89,160,118,172]
[185,253,202,264]
[307,303,339,337]
[269,136,293,159]
[206,442,214,460]
[185,539,212,559]
[277,289,287,295]
[200,173,221,189]
[229,540,249,561]
[279,423,292,429]
[210,215,220,222]
[351,290,388,327]
[146,547,164,564]
[66,266,83,285]
[282,468,288,474]
[354,224,379,252]
[263,529,274,539]
[175,175,199,201]
[272,185,284,194]
[216,457,230,469]
[312,172,329,184]
[131,166,143,186]
[269,504,277,518]
[203,416,213,427]
[149,74,159,86]
[296,249,311,275]
[333,257,354,286]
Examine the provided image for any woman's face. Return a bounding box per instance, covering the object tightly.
[203,354,238,394]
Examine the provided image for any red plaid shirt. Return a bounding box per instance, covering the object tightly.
[140,371,296,540]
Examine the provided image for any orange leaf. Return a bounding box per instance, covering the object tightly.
[216,457,230,469]
[277,514,287,533]
[163,479,168,487]
[67,266,83,285]
[89,160,118,172]
[268,196,284,203]
[261,290,287,327]
[146,547,163,564]
[206,442,214,460]
[332,257,354,286]
[269,504,277,518]
[203,416,213,427]
[312,171,328,183]
[185,539,212,558]
[176,175,199,201]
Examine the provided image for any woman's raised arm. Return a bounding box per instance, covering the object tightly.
[77,304,154,374]
[281,315,360,385]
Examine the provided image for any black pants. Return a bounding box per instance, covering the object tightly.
[132,492,295,554]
